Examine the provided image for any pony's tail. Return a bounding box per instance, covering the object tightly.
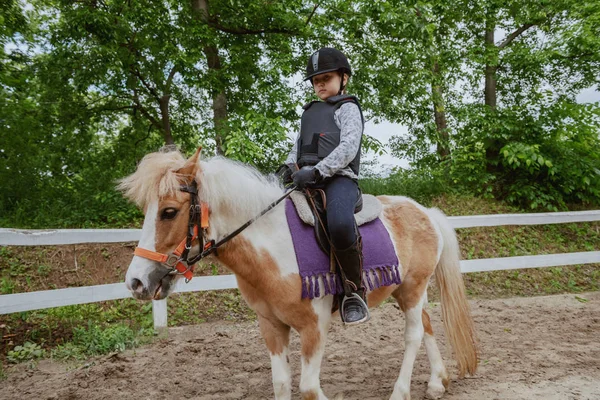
[428,207,478,377]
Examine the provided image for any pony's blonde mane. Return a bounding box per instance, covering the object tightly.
[118,151,188,208]
[118,151,283,215]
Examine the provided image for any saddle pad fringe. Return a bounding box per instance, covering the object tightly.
[300,267,402,300]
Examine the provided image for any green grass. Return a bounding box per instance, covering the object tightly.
[0,299,155,364]
[168,290,255,326]
[0,289,256,366]
[426,194,600,300]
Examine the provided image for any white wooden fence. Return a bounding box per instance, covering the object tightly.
[1,210,599,330]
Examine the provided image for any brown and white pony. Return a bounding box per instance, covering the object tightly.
[119,148,478,400]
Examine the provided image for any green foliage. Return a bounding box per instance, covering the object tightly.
[1,299,154,363]
[446,142,496,198]
[223,113,291,172]
[0,0,28,60]
[450,100,600,210]
[0,248,29,294]
[7,342,45,363]
[51,323,149,360]
[0,0,320,227]
[358,0,600,210]
[360,166,452,206]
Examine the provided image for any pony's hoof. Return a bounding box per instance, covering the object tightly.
[332,393,344,400]
[425,383,446,399]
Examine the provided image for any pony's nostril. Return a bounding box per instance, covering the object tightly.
[130,278,144,294]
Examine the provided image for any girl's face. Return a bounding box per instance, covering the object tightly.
[312,72,348,100]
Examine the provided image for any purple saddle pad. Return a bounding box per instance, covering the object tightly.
[285,199,400,299]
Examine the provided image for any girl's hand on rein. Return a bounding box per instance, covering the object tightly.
[292,166,321,189]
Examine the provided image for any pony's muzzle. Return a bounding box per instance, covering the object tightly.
[126,267,176,301]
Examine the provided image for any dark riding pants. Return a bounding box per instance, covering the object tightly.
[323,175,360,250]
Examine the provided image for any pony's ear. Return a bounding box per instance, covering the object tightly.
[176,147,202,180]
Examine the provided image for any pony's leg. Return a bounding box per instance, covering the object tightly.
[422,309,449,399]
[298,296,333,400]
[258,315,292,400]
[389,283,429,400]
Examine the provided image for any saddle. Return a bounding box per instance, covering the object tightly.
[289,189,382,255]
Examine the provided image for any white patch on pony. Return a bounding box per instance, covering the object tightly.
[391,292,426,400]
[246,201,300,277]
[424,326,448,399]
[199,157,284,238]
[299,296,333,399]
[270,348,292,400]
[125,200,159,291]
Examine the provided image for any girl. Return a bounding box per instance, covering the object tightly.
[280,47,368,325]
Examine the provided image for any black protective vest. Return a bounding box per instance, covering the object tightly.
[296,95,364,175]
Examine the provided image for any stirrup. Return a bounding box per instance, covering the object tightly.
[340,292,371,326]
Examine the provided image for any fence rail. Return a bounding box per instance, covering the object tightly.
[2,210,599,246]
[1,210,599,329]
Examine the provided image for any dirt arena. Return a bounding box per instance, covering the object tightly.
[2,292,599,399]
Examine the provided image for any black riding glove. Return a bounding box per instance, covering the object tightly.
[275,163,295,185]
[292,166,321,189]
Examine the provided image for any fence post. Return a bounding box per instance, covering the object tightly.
[152,299,168,336]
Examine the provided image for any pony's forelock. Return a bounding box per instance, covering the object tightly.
[118,151,194,208]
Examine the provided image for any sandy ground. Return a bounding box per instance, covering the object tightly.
[2,292,599,400]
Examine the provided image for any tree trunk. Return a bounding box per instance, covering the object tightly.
[191,0,227,155]
[159,95,174,145]
[484,22,497,109]
[203,43,227,154]
[484,15,499,171]
[432,60,450,160]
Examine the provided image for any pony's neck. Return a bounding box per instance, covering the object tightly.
[199,157,283,240]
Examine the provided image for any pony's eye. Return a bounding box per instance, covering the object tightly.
[160,208,179,220]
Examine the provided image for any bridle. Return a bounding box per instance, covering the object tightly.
[133,179,295,283]
[133,180,210,282]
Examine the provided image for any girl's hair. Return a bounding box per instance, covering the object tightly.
[340,72,349,94]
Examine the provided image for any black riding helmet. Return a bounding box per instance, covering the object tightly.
[304,48,352,93]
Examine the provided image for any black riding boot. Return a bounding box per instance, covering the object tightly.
[335,238,370,325]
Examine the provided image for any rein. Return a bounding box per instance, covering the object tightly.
[134,180,296,282]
